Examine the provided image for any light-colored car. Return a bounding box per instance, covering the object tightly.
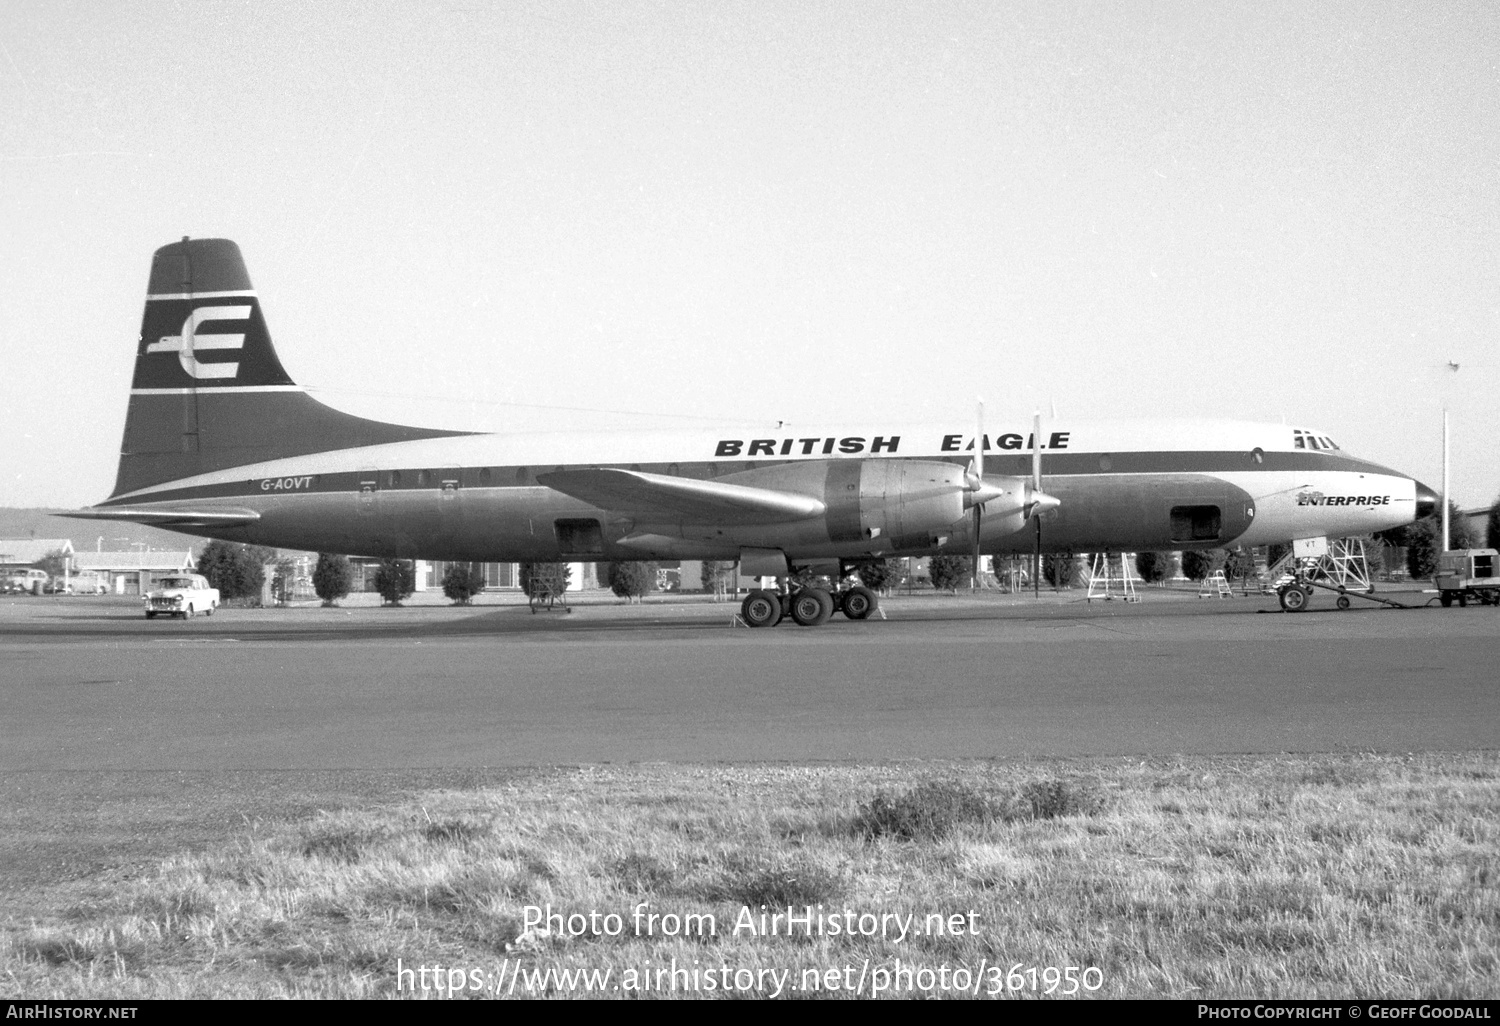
[144,574,220,619]
[49,572,108,595]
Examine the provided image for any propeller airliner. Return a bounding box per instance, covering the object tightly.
[67,238,1436,626]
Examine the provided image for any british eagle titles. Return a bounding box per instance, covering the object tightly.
[712,432,1071,458]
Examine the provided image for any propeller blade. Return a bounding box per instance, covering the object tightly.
[972,399,984,591]
[1034,516,1042,597]
[1032,411,1042,597]
[974,399,985,482]
[1031,410,1042,491]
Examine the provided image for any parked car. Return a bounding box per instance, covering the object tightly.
[3,569,49,595]
[52,572,108,595]
[144,574,220,619]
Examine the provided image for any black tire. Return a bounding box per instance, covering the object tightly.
[741,589,780,628]
[145,611,156,619]
[841,585,877,620]
[1336,595,1351,610]
[1458,592,1468,608]
[1440,593,1453,608]
[790,588,834,627]
[1279,586,1310,612]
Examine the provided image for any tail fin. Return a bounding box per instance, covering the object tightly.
[111,238,471,498]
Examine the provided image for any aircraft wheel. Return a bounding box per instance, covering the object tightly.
[841,585,878,620]
[1279,585,1310,612]
[741,590,780,628]
[1440,593,1453,608]
[1336,595,1351,610]
[790,588,834,627]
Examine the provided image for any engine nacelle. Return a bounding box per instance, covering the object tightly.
[824,459,972,550]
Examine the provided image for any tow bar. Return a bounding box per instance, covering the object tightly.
[1279,577,1413,611]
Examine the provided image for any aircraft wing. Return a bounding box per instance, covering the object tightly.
[59,507,262,527]
[536,468,825,524]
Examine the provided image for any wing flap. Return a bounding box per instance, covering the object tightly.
[536,469,824,524]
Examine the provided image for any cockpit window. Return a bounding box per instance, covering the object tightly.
[1292,429,1339,452]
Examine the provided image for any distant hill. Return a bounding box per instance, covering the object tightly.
[0,508,211,556]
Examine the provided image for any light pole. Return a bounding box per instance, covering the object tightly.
[1442,360,1459,553]
[1442,408,1449,553]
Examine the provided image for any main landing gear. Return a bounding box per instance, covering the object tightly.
[740,582,879,628]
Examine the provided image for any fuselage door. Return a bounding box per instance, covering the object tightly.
[555,518,604,558]
[358,468,379,515]
[1169,504,1222,543]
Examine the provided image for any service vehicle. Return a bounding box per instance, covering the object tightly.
[144,574,219,619]
[1433,549,1500,607]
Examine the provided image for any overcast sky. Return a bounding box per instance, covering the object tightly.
[2,0,1496,510]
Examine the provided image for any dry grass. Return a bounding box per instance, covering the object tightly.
[3,754,1497,999]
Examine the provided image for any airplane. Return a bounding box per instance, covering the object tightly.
[66,237,1438,625]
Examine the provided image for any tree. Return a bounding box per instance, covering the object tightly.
[519,562,571,600]
[1179,548,1227,583]
[374,558,415,606]
[197,540,267,602]
[849,558,896,594]
[1488,496,1500,550]
[1134,551,1175,585]
[34,548,69,580]
[1406,501,1474,580]
[440,562,486,604]
[1043,552,1078,588]
[700,560,736,599]
[604,560,657,602]
[927,554,972,593]
[1405,520,1439,581]
[312,553,353,606]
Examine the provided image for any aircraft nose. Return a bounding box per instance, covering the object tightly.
[1413,480,1438,520]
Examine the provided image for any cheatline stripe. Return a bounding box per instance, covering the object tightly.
[145,290,257,300]
[130,386,305,395]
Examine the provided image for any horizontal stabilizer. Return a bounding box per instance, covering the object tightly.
[536,468,825,524]
[60,507,262,528]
